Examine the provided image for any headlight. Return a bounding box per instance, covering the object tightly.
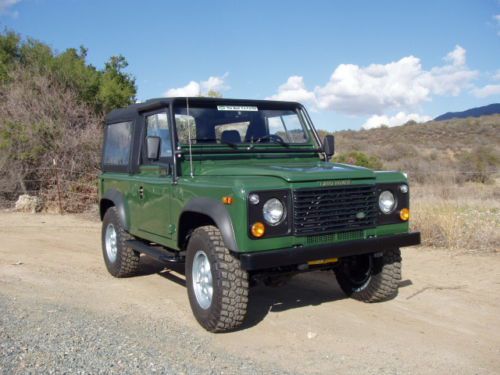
[379,190,396,214]
[263,198,285,225]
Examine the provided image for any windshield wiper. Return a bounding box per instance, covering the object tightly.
[220,140,238,149]
[190,136,290,151]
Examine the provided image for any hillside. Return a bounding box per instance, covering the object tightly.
[332,114,500,184]
[434,103,500,121]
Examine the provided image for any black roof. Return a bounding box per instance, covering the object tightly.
[105,97,304,124]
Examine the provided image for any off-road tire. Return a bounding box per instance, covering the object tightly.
[334,249,401,302]
[186,225,249,332]
[101,207,140,277]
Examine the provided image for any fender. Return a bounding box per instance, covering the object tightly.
[100,188,129,231]
[180,197,239,252]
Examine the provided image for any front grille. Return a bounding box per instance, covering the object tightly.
[293,185,377,236]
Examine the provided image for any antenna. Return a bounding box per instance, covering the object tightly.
[186,97,194,178]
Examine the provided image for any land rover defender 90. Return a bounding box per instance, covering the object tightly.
[99,98,420,332]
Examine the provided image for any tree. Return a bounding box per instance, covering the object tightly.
[0,31,20,82]
[97,55,137,113]
[205,89,222,98]
[0,30,137,211]
[0,30,136,115]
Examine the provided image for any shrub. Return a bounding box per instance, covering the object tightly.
[333,151,384,170]
[330,115,500,186]
[458,146,500,183]
[0,67,102,212]
[0,30,138,212]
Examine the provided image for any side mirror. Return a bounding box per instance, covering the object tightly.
[146,136,161,160]
[322,135,335,160]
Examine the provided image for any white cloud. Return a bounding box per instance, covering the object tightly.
[471,84,500,98]
[419,59,478,96]
[362,112,432,130]
[495,14,500,36]
[165,81,201,97]
[269,45,478,116]
[444,45,466,66]
[0,0,20,16]
[470,69,500,97]
[0,0,19,12]
[200,73,229,93]
[315,56,432,114]
[164,73,229,97]
[267,76,316,104]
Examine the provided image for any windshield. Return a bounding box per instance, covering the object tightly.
[174,104,311,146]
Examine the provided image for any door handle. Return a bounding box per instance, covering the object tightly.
[139,186,144,199]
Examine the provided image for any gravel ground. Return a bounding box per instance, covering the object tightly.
[1,212,499,375]
[0,293,290,375]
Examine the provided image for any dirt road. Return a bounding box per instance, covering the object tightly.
[1,212,499,374]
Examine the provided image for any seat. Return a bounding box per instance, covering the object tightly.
[244,121,267,142]
[221,130,241,144]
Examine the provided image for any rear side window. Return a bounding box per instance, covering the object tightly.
[103,121,133,166]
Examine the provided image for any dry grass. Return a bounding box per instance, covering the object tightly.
[411,182,500,253]
[329,116,500,252]
[333,115,500,184]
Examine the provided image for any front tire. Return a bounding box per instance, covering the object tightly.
[186,225,249,332]
[101,207,140,277]
[334,249,401,302]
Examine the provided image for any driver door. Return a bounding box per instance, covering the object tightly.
[136,109,174,241]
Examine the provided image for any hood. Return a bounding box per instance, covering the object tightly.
[198,161,375,182]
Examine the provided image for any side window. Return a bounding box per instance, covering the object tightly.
[146,112,172,159]
[103,121,133,166]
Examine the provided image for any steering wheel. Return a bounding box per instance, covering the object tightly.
[255,134,286,144]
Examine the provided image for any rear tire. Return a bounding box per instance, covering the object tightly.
[186,225,249,332]
[101,207,140,277]
[334,249,401,302]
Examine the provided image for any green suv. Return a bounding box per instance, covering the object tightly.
[99,97,420,332]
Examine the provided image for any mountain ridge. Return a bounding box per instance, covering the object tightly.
[434,103,500,121]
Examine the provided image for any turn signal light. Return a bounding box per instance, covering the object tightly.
[400,208,410,221]
[222,196,234,205]
[251,222,265,238]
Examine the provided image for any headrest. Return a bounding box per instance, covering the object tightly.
[221,130,241,144]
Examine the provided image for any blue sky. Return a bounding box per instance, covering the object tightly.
[1,0,499,131]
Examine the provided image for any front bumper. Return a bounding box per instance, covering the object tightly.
[239,232,421,271]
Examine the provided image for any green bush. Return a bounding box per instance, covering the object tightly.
[333,151,384,170]
[0,30,136,114]
[458,146,500,183]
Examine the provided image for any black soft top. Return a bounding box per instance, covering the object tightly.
[105,97,303,124]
